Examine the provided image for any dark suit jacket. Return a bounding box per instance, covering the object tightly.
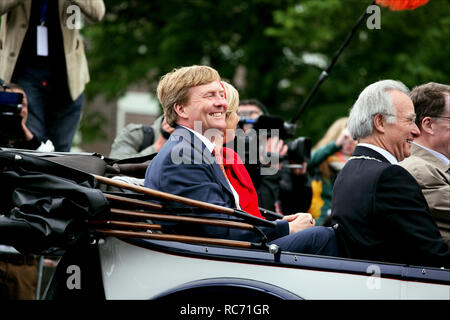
[144,126,289,242]
[331,146,450,268]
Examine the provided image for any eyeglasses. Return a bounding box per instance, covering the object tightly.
[376,113,417,126]
[237,110,262,118]
[432,116,450,121]
[432,116,450,128]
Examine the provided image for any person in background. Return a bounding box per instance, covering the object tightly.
[237,99,287,212]
[400,82,450,241]
[0,0,105,151]
[109,115,175,159]
[1,80,54,151]
[307,117,356,225]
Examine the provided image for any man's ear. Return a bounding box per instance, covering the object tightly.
[420,117,434,135]
[373,113,386,134]
[173,103,187,119]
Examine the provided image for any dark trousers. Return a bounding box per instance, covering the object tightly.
[12,66,83,152]
[270,226,339,257]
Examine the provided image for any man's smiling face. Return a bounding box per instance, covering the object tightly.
[176,81,228,133]
[384,90,421,162]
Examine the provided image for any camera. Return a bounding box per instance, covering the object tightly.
[252,115,296,139]
[0,91,24,144]
[286,136,311,164]
[235,114,311,166]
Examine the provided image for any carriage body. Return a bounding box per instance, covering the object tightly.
[98,236,449,300]
[0,149,448,300]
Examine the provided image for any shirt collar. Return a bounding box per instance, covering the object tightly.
[413,142,450,166]
[181,125,216,153]
[358,143,398,164]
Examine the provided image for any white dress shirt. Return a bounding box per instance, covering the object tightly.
[182,126,241,209]
[358,143,398,164]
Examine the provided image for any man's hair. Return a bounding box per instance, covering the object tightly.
[156,65,221,127]
[238,99,269,115]
[410,82,450,130]
[347,80,410,140]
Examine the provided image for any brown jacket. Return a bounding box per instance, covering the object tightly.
[400,143,450,241]
[0,0,105,100]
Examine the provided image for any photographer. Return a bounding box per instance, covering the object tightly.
[236,99,292,212]
[236,99,314,216]
[0,80,54,151]
[0,0,105,152]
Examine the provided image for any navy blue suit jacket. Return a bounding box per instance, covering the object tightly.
[331,146,450,268]
[144,126,289,242]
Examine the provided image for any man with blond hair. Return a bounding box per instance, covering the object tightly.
[144,65,338,255]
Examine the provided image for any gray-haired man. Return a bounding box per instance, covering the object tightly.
[330,80,449,268]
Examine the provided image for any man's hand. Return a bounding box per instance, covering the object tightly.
[283,212,315,234]
[266,136,288,157]
[260,136,288,169]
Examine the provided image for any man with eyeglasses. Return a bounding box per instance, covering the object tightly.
[330,80,449,268]
[400,82,450,241]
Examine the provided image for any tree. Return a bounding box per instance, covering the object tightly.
[82,0,449,145]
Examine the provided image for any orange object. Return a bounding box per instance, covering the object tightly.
[376,0,430,10]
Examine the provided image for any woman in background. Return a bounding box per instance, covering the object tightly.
[307,117,357,225]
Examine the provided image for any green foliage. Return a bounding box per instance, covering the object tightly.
[82,0,449,145]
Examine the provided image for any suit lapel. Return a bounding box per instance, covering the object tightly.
[176,127,235,198]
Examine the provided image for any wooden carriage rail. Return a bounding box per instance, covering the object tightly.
[89,219,163,231]
[89,213,264,250]
[109,208,257,231]
[104,193,164,211]
[90,228,255,249]
[93,174,276,228]
[105,193,284,223]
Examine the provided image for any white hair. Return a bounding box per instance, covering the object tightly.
[347,80,410,140]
